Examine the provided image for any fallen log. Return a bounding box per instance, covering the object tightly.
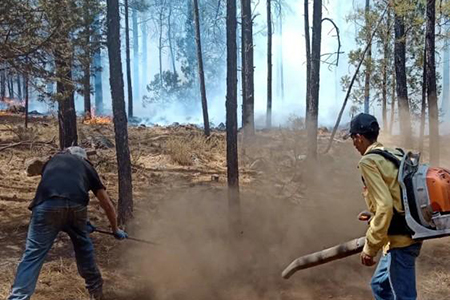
[281,237,365,279]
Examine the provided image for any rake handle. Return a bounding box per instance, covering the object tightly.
[93,228,158,245]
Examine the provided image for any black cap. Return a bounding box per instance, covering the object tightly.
[344,113,380,139]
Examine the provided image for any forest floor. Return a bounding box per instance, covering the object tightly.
[0,114,450,300]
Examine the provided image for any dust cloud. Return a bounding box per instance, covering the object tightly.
[122,137,376,300]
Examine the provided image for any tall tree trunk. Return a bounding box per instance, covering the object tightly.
[106,0,133,225]
[420,47,427,153]
[1,68,5,101]
[382,7,391,132]
[389,72,396,135]
[307,0,322,159]
[266,0,272,128]
[240,0,246,130]
[304,0,311,127]
[25,57,29,128]
[226,0,241,236]
[82,0,92,118]
[158,11,163,87]
[93,14,103,114]
[426,0,439,165]
[443,6,450,121]
[55,58,78,149]
[240,4,246,129]
[394,9,412,146]
[132,7,139,102]
[364,0,371,114]
[54,23,77,150]
[168,6,177,73]
[241,0,254,136]
[83,60,91,118]
[8,75,14,99]
[125,0,133,118]
[141,12,148,87]
[193,0,211,136]
[17,75,22,101]
[278,12,284,102]
[46,61,55,97]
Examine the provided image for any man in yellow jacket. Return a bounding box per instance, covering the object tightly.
[348,113,421,300]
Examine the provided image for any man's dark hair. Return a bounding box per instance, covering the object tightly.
[361,130,379,143]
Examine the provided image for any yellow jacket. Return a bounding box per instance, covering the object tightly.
[359,142,418,257]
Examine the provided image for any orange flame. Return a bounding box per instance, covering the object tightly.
[1,97,25,107]
[83,106,113,125]
[83,115,113,125]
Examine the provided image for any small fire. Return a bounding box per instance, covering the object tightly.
[83,116,113,125]
[0,111,14,116]
[83,107,112,125]
[1,97,25,107]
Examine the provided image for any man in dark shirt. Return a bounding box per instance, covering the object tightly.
[8,146,128,300]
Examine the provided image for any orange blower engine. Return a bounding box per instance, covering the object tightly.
[399,153,450,240]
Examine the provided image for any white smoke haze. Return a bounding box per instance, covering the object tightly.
[85,0,359,128]
[67,0,449,132]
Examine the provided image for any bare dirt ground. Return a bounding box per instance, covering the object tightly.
[0,114,449,300]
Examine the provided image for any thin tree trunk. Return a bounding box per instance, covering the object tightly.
[304,0,311,127]
[394,10,412,146]
[83,60,91,118]
[168,6,177,73]
[83,8,92,119]
[125,0,133,118]
[17,75,22,101]
[158,11,163,87]
[54,25,77,150]
[389,72,396,134]
[324,4,388,153]
[193,0,210,136]
[240,1,247,130]
[279,12,284,101]
[382,7,391,132]
[141,12,148,86]
[25,58,29,128]
[8,75,14,99]
[1,68,5,101]
[443,1,450,120]
[241,0,255,136]
[93,14,103,114]
[420,47,427,153]
[307,0,322,159]
[55,59,78,149]
[132,7,139,102]
[226,0,241,237]
[364,0,371,114]
[426,0,439,165]
[266,0,272,128]
[106,0,133,225]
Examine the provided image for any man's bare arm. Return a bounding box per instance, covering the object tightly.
[95,189,119,233]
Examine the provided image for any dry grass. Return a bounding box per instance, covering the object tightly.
[420,268,450,299]
[165,133,225,166]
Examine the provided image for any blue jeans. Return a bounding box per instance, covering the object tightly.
[371,243,422,300]
[8,199,103,300]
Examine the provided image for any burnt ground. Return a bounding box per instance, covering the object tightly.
[0,114,449,300]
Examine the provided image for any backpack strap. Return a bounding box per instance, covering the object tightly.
[365,149,403,169]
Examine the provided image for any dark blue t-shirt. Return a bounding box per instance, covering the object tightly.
[30,153,105,209]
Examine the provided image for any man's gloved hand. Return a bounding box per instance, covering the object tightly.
[86,221,96,234]
[113,229,128,240]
